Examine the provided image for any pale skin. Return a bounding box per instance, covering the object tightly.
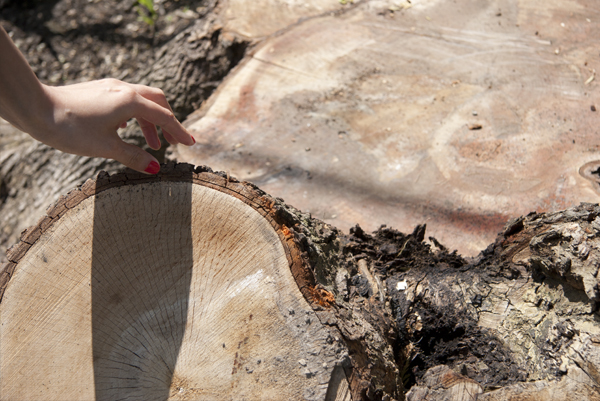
[0,26,195,174]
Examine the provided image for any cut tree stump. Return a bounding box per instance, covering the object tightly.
[2,163,600,401]
[0,163,397,401]
[174,0,600,257]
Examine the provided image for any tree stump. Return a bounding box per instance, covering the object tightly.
[173,0,600,257]
[0,163,398,400]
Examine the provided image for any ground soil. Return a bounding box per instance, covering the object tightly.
[2,0,205,97]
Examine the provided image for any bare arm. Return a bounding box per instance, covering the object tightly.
[0,26,49,135]
[0,26,195,174]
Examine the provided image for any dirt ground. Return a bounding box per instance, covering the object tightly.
[1,0,205,105]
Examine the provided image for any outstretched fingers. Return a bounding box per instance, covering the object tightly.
[133,96,194,146]
[130,84,195,146]
[107,136,161,174]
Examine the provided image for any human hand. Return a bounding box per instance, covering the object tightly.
[32,79,195,174]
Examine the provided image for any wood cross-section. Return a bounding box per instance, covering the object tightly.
[0,164,347,401]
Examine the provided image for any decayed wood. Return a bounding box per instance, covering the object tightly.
[4,2,598,400]
[272,202,600,400]
[404,366,483,401]
[384,204,600,401]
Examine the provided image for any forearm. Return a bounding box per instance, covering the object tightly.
[0,25,52,136]
[0,25,194,173]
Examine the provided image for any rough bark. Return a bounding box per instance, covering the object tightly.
[138,10,249,121]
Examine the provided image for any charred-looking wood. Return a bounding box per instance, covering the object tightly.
[331,206,600,400]
[400,204,600,400]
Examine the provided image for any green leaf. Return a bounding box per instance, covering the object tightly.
[138,0,154,11]
[136,0,157,26]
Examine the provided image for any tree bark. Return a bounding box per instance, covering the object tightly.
[2,163,599,401]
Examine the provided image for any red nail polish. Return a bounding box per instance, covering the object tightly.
[144,161,160,174]
[191,136,196,144]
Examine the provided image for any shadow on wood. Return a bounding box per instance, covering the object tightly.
[0,164,356,400]
[91,179,193,400]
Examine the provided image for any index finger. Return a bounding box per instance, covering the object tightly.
[130,84,173,112]
[131,94,195,146]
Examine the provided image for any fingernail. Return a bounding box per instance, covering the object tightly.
[144,161,160,174]
[191,136,196,144]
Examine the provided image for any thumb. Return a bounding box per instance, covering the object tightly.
[110,140,160,174]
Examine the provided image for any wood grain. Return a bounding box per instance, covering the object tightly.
[0,163,347,400]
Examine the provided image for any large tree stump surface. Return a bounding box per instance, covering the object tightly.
[174,0,600,257]
[1,164,340,400]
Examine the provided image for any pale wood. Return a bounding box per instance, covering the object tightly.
[174,0,600,257]
[220,0,341,39]
[477,368,600,401]
[0,168,346,400]
[9,1,600,399]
